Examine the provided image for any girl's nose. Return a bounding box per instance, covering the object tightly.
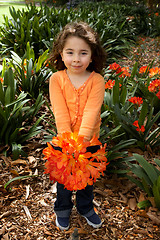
[73,54,80,62]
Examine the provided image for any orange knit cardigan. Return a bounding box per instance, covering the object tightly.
[49,70,105,141]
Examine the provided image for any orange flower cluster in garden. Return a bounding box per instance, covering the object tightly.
[0,77,3,83]
[109,62,122,74]
[109,63,130,77]
[149,67,160,77]
[139,66,148,74]
[105,80,122,90]
[119,67,131,78]
[105,80,115,89]
[128,97,143,106]
[133,120,145,133]
[43,132,108,191]
[139,66,160,77]
[148,79,160,99]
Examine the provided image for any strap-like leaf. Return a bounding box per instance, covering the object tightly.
[133,154,159,185]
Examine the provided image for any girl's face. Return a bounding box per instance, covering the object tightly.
[61,36,92,75]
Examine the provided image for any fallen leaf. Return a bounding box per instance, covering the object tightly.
[136,209,148,218]
[9,169,19,176]
[50,182,57,193]
[39,199,49,207]
[1,156,11,167]
[11,159,27,166]
[138,192,146,202]
[119,192,128,204]
[25,185,30,200]
[147,212,160,225]
[0,226,6,235]
[0,211,12,219]
[2,233,9,240]
[43,228,53,236]
[28,156,37,167]
[23,206,32,220]
[128,198,137,210]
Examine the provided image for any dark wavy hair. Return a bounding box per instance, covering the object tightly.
[48,21,106,74]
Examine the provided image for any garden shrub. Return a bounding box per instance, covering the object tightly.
[9,42,52,99]
[0,65,45,158]
[102,62,160,151]
[0,2,136,64]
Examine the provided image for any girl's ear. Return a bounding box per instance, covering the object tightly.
[60,52,64,61]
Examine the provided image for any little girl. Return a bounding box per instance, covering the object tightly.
[48,21,106,230]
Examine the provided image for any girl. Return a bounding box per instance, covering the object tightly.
[49,21,106,230]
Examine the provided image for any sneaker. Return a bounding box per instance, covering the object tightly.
[55,215,70,230]
[82,212,102,228]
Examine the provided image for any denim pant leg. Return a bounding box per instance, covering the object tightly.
[76,145,100,217]
[76,184,94,216]
[54,183,73,217]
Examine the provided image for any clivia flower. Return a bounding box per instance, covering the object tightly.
[149,67,160,77]
[109,62,122,74]
[139,66,148,74]
[105,80,122,90]
[0,77,3,83]
[43,132,108,191]
[156,91,160,99]
[105,79,115,89]
[133,120,145,133]
[148,79,160,93]
[119,67,131,78]
[128,96,143,106]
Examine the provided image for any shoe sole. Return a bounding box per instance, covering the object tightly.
[83,216,102,228]
[55,216,69,231]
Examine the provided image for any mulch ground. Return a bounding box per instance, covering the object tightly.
[0,36,160,240]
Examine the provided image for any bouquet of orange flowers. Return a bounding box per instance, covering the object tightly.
[43,132,108,191]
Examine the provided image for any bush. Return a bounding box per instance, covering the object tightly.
[0,67,45,158]
[127,154,160,210]
[102,62,160,151]
[9,42,51,99]
[0,2,136,64]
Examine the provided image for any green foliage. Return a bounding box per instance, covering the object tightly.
[0,2,136,64]
[43,99,57,142]
[0,67,45,157]
[0,1,160,62]
[4,174,38,189]
[9,42,51,99]
[102,62,160,151]
[127,154,160,210]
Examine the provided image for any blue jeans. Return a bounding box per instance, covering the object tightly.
[54,145,100,218]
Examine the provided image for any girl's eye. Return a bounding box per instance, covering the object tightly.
[81,52,87,55]
[66,52,73,55]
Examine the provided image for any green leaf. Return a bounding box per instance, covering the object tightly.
[4,175,38,189]
[113,79,119,105]
[138,101,148,127]
[142,178,152,197]
[146,127,160,146]
[137,200,152,209]
[0,82,5,105]
[36,49,49,72]
[153,177,160,210]
[130,62,138,80]
[120,86,127,105]
[133,154,159,185]
[154,158,160,168]
[127,175,145,191]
